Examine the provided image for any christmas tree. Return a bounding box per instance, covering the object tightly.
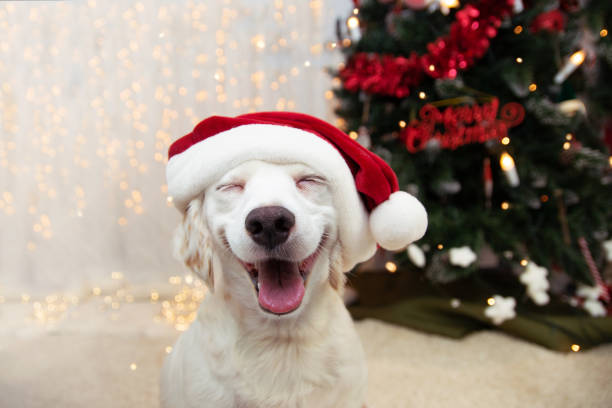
[334,0,612,321]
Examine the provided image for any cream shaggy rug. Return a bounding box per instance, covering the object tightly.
[1,302,611,408]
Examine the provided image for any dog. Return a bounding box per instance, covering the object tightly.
[160,159,368,408]
[161,112,427,407]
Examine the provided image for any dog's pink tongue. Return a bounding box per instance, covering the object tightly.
[257,260,304,314]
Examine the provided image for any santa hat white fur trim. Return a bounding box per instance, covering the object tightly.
[167,123,426,270]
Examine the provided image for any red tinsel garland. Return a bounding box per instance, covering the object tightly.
[340,0,515,98]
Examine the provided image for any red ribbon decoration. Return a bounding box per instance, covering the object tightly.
[340,0,515,97]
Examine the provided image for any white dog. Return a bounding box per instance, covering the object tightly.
[161,160,368,408]
[161,112,427,408]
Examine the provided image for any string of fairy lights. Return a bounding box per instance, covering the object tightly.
[0,0,346,343]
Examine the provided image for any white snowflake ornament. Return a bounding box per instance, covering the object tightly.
[529,290,550,306]
[519,262,550,305]
[577,284,603,300]
[407,244,426,268]
[484,295,516,325]
[449,246,477,268]
[583,299,607,317]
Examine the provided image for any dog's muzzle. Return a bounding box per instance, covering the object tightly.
[241,206,319,315]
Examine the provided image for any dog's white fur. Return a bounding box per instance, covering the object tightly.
[161,160,367,408]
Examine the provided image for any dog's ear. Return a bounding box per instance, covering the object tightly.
[328,242,346,294]
[173,197,215,291]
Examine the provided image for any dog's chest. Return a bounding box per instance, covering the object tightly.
[235,336,342,396]
[192,327,365,407]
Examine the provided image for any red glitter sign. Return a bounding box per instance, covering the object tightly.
[401,98,525,153]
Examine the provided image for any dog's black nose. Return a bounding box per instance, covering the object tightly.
[245,206,295,249]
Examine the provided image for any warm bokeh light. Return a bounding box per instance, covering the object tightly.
[570,50,585,66]
[499,152,516,171]
[441,0,460,8]
[385,261,398,273]
[347,16,359,30]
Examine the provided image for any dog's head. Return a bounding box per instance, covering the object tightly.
[174,159,344,318]
[169,113,428,319]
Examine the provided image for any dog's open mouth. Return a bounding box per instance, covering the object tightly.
[239,251,319,315]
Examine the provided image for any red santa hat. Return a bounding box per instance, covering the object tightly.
[167,112,427,271]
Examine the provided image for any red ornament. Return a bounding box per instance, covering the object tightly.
[400,99,525,152]
[340,0,515,97]
[483,157,493,207]
[530,9,566,33]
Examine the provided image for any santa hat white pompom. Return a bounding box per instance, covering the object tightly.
[370,191,428,251]
[167,112,428,271]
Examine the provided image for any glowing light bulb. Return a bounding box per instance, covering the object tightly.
[554,50,585,84]
[440,0,460,8]
[499,152,515,171]
[487,297,496,306]
[500,152,519,187]
[346,16,361,41]
[346,16,359,30]
[385,261,397,273]
[570,50,586,65]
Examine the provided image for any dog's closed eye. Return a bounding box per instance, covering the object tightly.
[296,175,326,190]
[216,183,244,193]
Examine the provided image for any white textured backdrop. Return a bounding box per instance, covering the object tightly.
[0,0,347,296]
